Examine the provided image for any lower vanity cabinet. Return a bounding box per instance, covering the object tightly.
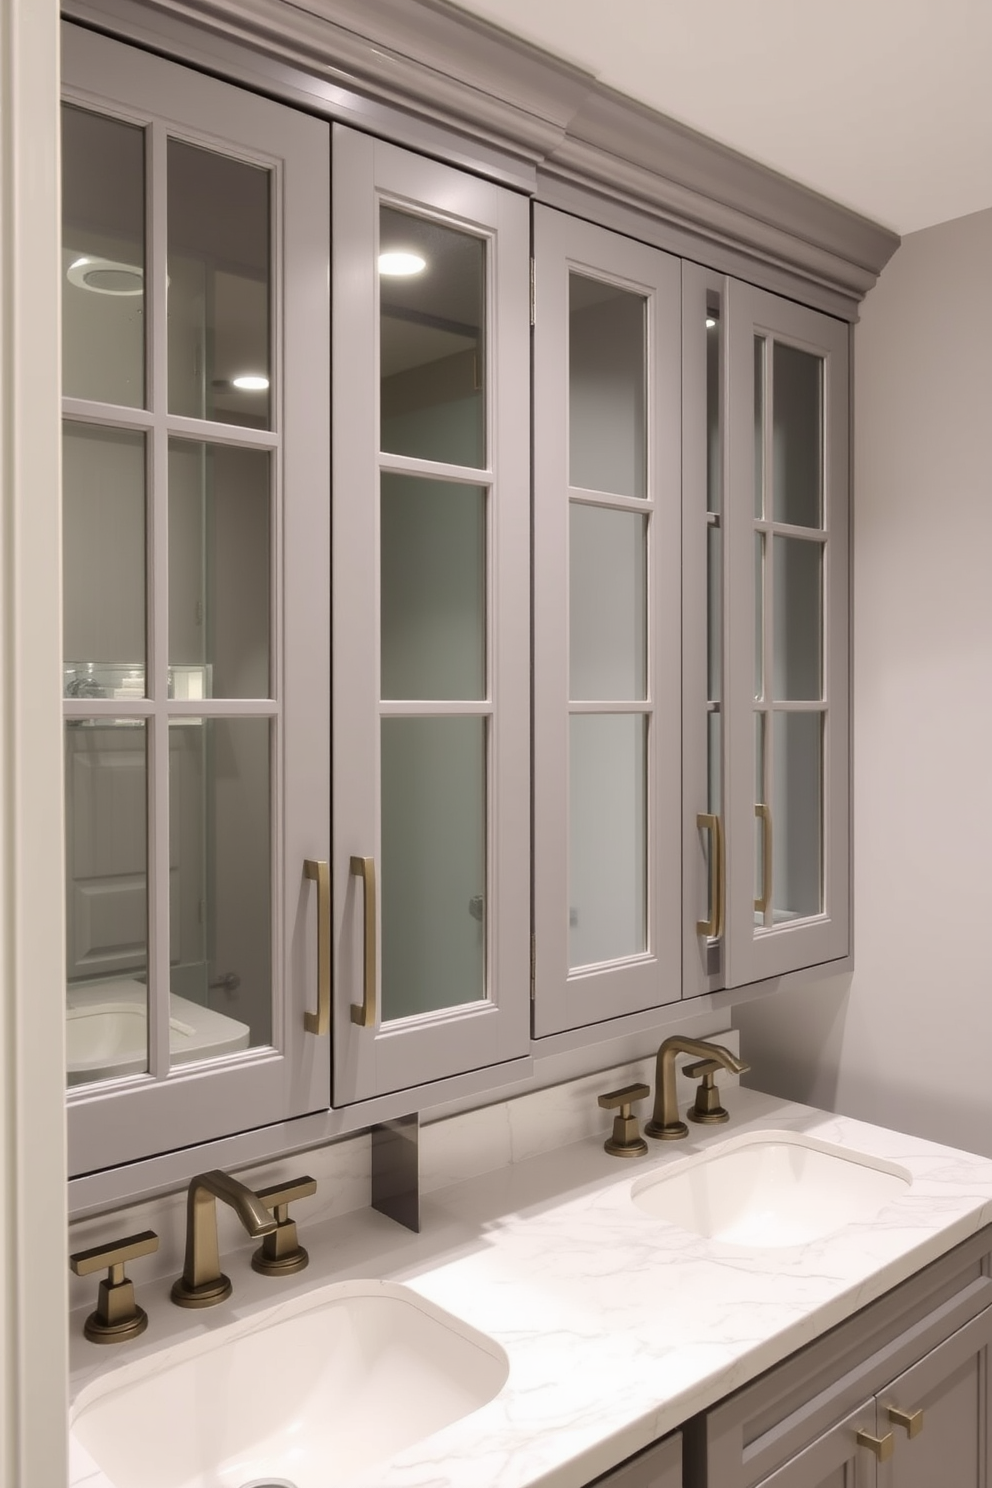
[685,1228,992,1488]
[586,1430,682,1488]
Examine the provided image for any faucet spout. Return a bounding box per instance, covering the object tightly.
[171,1169,277,1308]
[646,1036,747,1141]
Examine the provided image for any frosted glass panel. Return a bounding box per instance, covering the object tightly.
[754,531,765,702]
[754,337,766,518]
[380,475,486,701]
[379,208,485,469]
[569,274,646,498]
[65,719,148,1087]
[570,505,646,701]
[63,423,146,695]
[755,711,766,916]
[169,441,271,699]
[773,536,822,701]
[168,141,271,428]
[569,714,646,967]
[707,522,722,703]
[773,343,823,528]
[707,708,721,815]
[772,711,823,922]
[62,106,145,408]
[381,718,486,1019]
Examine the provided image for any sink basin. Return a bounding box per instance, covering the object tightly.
[631,1129,911,1247]
[71,1279,508,1488]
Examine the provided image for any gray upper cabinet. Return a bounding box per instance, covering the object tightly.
[62,25,331,1175]
[683,264,851,997]
[60,12,854,1184]
[532,207,683,1036]
[330,126,531,1104]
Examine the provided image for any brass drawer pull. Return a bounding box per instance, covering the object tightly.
[887,1405,924,1438]
[696,812,724,938]
[350,854,377,1028]
[856,1429,893,1462]
[303,859,331,1036]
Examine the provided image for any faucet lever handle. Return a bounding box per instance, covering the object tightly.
[598,1084,650,1159]
[252,1175,317,1277]
[70,1229,159,1344]
[256,1175,317,1213]
[598,1082,650,1112]
[683,1058,722,1079]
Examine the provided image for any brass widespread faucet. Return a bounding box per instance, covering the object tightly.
[646,1036,749,1141]
[171,1169,277,1308]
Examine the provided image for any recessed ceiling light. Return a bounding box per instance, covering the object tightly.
[232,374,270,391]
[706,317,717,328]
[378,251,426,276]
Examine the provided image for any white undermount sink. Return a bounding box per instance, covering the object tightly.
[631,1129,912,1247]
[71,1279,509,1488]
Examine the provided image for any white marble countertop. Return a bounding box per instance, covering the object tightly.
[68,1090,992,1488]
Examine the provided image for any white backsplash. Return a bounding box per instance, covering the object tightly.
[67,1027,739,1310]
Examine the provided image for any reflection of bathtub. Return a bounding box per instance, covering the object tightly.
[66,978,251,1085]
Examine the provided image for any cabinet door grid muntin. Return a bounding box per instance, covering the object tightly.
[63,25,331,1175]
[332,126,530,1103]
[724,280,849,987]
[533,207,682,1037]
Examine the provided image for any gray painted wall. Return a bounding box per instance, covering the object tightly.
[735,206,992,1154]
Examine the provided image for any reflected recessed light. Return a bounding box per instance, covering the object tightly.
[67,255,144,296]
[232,374,270,391]
[706,317,717,328]
[378,251,426,276]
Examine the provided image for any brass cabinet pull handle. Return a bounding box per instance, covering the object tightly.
[754,802,772,914]
[303,859,330,1035]
[886,1405,924,1438]
[696,812,724,938]
[856,1430,894,1462]
[350,855,377,1028]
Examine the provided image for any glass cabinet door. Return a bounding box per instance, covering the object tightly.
[722,281,850,986]
[62,25,330,1175]
[331,126,530,1104]
[532,207,682,1036]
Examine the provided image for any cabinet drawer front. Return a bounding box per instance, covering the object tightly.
[753,1402,875,1488]
[694,1228,992,1488]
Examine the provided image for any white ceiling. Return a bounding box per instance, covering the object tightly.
[449,0,992,236]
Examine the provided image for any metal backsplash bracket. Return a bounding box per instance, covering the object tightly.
[371,1112,420,1233]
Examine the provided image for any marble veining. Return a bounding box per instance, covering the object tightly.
[68,1087,992,1488]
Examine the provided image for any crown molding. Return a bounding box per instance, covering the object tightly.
[63,0,901,312]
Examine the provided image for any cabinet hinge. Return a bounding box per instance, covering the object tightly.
[529,257,536,326]
[530,933,536,998]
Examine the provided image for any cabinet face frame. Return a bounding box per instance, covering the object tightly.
[62,25,332,1176]
[532,206,683,1037]
[331,125,531,1104]
[723,281,851,986]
